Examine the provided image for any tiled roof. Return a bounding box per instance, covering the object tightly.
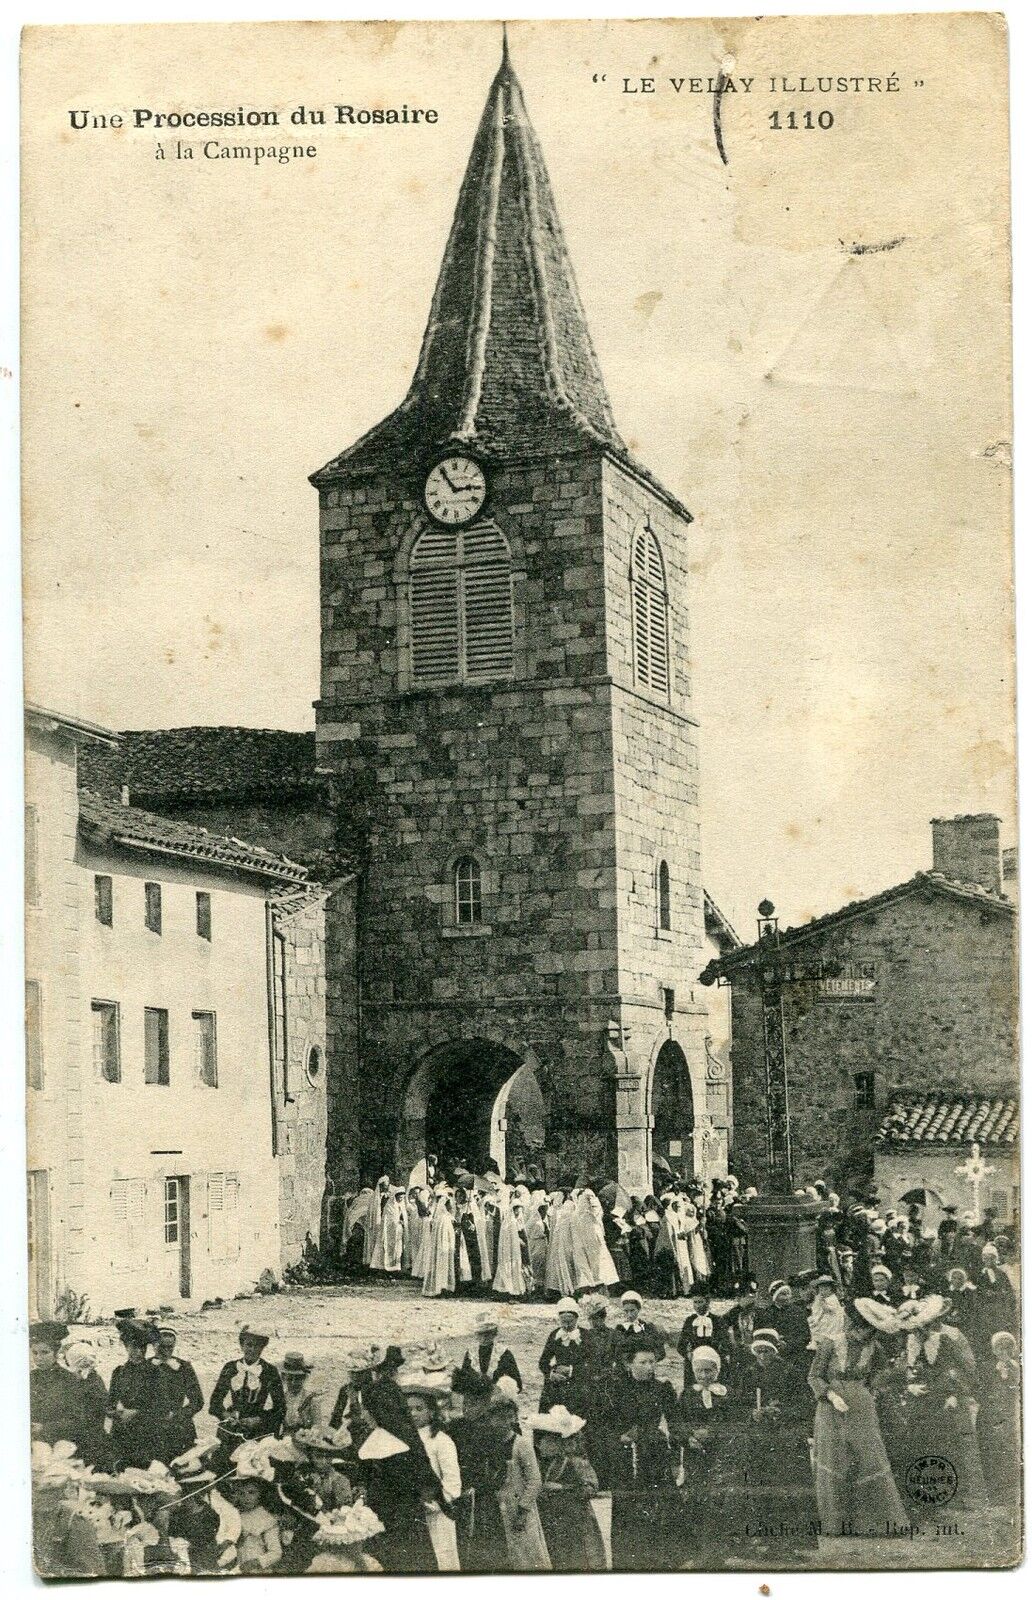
[79,790,309,884]
[310,45,692,524]
[699,871,1014,986]
[876,1092,1018,1148]
[78,728,317,804]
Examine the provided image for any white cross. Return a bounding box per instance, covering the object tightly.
[955,1141,996,1224]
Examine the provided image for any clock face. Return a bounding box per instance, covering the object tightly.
[423,456,487,526]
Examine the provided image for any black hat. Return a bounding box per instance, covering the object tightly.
[30,1320,68,1348]
[451,1367,495,1399]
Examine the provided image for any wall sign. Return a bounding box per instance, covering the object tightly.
[816,962,877,1002]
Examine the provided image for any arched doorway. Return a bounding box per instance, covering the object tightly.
[651,1040,695,1181]
[490,1061,547,1177]
[397,1039,540,1181]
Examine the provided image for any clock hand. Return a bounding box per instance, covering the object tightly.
[439,467,461,493]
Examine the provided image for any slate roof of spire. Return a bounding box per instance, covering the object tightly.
[312,44,691,521]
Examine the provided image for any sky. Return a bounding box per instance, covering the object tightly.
[21,15,1015,936]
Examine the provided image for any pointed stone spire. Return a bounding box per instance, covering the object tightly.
[314,39,624,482]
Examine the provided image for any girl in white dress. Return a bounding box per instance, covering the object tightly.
[400,1383,461,1571]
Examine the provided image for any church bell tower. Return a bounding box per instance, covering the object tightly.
[313,39,707,1191]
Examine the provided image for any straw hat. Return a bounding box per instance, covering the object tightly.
[474,1311,500,1334]
[528,1406,585,1438]
[896,1293,947,1331]
[281,1351,313,1376]
[313,1503,385,1548]
[851,1297,901,1335]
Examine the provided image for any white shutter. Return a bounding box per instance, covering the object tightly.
[208,1172,226,1259]
[226,1176,240,1259]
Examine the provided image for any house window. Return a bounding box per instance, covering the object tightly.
[193,1011,218,1087]
[854,1070,876,1109]
[144,881,162,934]
[630,521,670,696]
[657,858,672,931]
[91,1000,121,1083]
[95,875,113,927]
[144,1007,170,1085]
[196,891,212,941]
[409,522,514,684]
[25,804,39,906]
[454,856,483,926]
[164,1176,180,1244]
[25,980,43,1090]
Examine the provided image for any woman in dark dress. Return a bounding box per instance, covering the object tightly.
[674,1344,738,1549]
[107,1320,167,1469]
[977,1331,1021,1506]
[538,1299,593,1416]
[355,1379,439,1572]
[605,1339,684,1571]
[29,1322,84,1448]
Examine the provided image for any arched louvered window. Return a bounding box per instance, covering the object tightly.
[657,858,671,931]
[631,522,670,696]
[454,856,483,926]
[410,523,514,685]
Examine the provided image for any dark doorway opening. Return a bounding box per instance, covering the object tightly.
[399,1039,542,1182]
[651,1039,695,1179]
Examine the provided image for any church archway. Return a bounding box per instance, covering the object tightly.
[397,1038,537,1181]
[650,1039,695,1181]
[490,1060,546,1177]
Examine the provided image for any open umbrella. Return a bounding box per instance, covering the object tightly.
[599,1181,631,1211]
[652,1154,673,1177]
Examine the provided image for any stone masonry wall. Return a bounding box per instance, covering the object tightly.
[316,448,701,1185]
[729,888,1017,1191]
[272,894,329,1269]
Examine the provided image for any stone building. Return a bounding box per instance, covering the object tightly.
[702,813,1018,1213]
[26,706,328,1318]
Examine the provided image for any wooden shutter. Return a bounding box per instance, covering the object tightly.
[208,1172,226,1258]
[631,526,669,695]
[462,525,513,678]
[226,1175,240,1259]
[411,527,461,682]
[25,980,43,1090]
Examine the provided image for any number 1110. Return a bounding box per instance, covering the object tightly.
[769,109,835,130]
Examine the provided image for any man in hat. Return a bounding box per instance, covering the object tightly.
[611,1290,666,1368]
[208,1326,286,1443]
[280,1350,327,1436]
[151,1326,205,1463]
[458,1311,523,1392]
[108,1319,166,1468]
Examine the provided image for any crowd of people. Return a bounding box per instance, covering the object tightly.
[31,1172,1021,1576]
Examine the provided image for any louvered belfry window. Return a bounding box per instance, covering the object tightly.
[410,522,514,684]
[631,522,670,696]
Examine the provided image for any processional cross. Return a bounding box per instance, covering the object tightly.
[954,1140,995,1224]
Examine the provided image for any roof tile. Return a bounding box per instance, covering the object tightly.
[875,1092,1018,1148]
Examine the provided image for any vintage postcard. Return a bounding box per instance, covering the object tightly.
[21,13,1018,1577]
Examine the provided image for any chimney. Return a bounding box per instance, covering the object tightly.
[930,814,1002,894]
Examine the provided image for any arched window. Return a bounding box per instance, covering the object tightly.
[630,522,670,696]
[454,857,483,926]
[657,858,671,931]
[410,523,514,685]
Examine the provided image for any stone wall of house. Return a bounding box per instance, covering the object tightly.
[729,887,1018,1191]
[316,449,706,1190]
[272,893,329,1269]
